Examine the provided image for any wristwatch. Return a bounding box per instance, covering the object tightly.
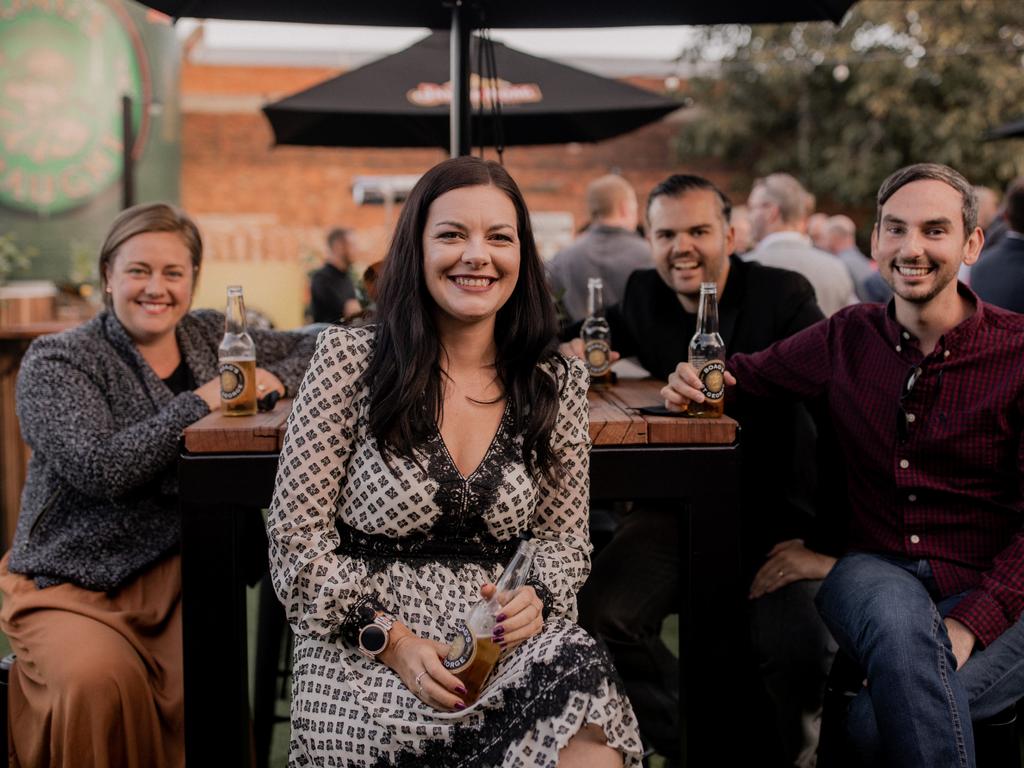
[357,613,395,659]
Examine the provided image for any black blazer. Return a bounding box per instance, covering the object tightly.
[567,255,843,566]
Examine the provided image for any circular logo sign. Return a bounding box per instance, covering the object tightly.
[219,362,246,400]
[0,0,148,215]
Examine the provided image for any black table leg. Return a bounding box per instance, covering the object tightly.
[591,443,741,767]
[179,451,280,768]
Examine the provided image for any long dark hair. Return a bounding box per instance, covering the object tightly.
[363,156,566,481]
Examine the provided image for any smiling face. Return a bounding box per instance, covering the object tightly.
[421,184,521,331]
[105,230,195,345]
[648,189,734,310]
[872,179,983,306]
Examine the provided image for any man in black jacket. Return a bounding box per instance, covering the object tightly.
[568,175,841,767]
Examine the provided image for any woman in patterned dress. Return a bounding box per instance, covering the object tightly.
[267,157,642,768]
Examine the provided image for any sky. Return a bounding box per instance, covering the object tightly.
[175,20,700,63]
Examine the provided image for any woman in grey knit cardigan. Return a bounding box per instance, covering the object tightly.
[0,203,316,768]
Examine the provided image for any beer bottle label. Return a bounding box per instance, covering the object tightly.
[584,340,612,376]
[443,621,477,672]
[219,362,247,401]
[697,360,726,401]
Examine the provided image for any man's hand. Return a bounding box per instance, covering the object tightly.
[748,539,837,599]
[944,617,976,670]
[558,337,621,365]
[661,361,737,412]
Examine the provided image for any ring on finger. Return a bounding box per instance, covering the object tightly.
[415,670,428,693]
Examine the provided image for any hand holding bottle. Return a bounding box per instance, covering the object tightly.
[444,539,538,703]
[481,583,544,650]
[380,629,468,711]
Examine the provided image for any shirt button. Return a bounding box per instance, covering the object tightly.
[896,345,902,352]
[910,534,921,544]
[908,494,917,502]
[902,331,910,339]
[944,350,951,358]
[900,459,910,469]
[906,413,916,423]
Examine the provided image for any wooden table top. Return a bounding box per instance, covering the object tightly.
[182,380,737,454]
[0,320,82,341]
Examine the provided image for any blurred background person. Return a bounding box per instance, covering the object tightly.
[823,214,891,303]
[309,226,362,323]
[0,203,316,768]
[807,211,829,251]
[746,173,857,316]
[730,204,754,255]
[547,174,652,325]
[970,177,1024,313]
[960,185,1003,284]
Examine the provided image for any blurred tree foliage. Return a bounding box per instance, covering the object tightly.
[676,0,1024,211]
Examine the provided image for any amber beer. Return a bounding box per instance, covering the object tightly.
[580,277,614,386]
[443,540,537,704]
[687,282,726,418]
[219,285,258,416]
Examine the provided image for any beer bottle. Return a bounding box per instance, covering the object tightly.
[443,539,537,704]
[219,285,258,416]
[687,282,726,418]
[580,277,614,386]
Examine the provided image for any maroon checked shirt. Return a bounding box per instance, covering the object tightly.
[729,285,1024,647]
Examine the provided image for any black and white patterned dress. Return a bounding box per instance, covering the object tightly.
[267,326,642,768]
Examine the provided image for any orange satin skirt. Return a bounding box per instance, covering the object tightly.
[0,552,183,768]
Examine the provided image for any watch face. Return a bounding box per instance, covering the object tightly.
[360,624,387,655]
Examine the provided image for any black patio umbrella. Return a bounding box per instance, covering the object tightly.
[141,0,860,155]
[262,32,682,149]
[986,117,1024,141]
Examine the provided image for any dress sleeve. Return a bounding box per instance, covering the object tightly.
[266,326,384,641]
[248,326,317,396]
[528,357,592,621]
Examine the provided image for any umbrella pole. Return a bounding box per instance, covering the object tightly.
[449,2,471,157]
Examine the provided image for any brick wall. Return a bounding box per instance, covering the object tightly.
[181,62,734,326]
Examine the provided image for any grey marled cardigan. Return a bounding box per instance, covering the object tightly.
[10,309,316,590]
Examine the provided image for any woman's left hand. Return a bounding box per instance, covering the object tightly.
[748,539,837,599]
[482,584,543,650]
[254,368,286,397]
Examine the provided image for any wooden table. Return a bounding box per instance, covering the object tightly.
[0,321,83,550]
[178,380,740,767]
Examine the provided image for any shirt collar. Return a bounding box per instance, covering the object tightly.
[756,231,812,250]
[882,281,984,354]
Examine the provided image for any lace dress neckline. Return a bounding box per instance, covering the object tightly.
[434,399,512,481]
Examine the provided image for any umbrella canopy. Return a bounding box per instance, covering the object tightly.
[262,32,682,149]
[142,0,856,26]
[986,117,1024,141]
[143,0,860,154]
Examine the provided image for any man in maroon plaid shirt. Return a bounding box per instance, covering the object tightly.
[664,163,1024,768]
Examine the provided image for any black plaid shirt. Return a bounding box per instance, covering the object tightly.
[730,285,1024,647]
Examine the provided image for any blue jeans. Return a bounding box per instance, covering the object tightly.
[816,553,1024,768]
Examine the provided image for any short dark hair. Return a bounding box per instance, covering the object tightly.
[1003,177,1024,233]
[326,227,349,248]
[876,163,978,237]
[646,174,732,224]
[365,156,565,481]
[98,203,202,308]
